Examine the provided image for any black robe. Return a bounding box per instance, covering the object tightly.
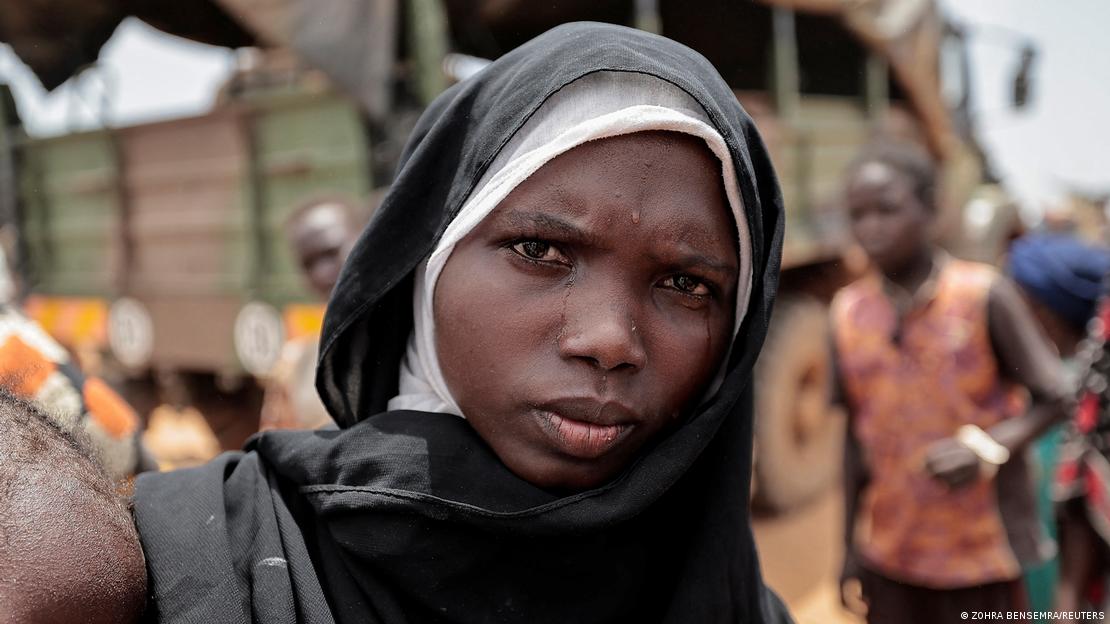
[134,22,791,624]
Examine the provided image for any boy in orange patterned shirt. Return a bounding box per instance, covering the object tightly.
[834,142,1070,624]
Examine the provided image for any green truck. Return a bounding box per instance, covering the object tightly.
[1,81,377,445]
[0,0,1024,507]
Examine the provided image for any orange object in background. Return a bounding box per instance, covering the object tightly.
[22,295,109,351]
[84,376,140,439]
[0,304,140,479]
[0,335,55,397]
[283,304,326,341]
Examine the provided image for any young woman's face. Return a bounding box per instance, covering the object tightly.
[846,161,932,275]
[435,131,739,490]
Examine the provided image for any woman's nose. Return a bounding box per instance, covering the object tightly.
[557,286,647,372]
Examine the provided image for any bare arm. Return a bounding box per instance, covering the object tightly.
[831,338,869,611]
[831,343,867,552]
[986,275,1071,448]
[926,275,1071,488]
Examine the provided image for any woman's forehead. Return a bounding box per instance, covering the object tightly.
[516,131,726,206]
[515,131,723,191]
[485,132,738,260]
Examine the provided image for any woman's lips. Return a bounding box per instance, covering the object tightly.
[533,408,634,459]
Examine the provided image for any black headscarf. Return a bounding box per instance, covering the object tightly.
[134,22,789,624]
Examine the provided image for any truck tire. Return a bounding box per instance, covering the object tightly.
[752,295,845,514]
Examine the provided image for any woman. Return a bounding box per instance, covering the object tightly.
[131,23,789,623]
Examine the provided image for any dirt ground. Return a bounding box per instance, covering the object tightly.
[753,486,862,624]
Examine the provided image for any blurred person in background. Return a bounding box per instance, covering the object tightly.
[1007,233,1110,612]
[0,243,148,482]
[257,196,360,431]
[835,141,1070,624]
[1009,234,1110,361]
[1022,236,1110,619]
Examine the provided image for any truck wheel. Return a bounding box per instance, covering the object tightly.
[752,295,845,514]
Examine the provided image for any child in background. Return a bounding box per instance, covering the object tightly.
[836,142,1069,624]
[258,197,360,432]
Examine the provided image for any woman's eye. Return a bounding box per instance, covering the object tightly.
[663,274,712,297]
[509,239,565,263]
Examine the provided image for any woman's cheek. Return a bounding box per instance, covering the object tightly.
[653,310,728,387]
[446,280,562,371]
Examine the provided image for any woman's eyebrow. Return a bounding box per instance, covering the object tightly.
[504,210,599,244]
[649,249,738,278]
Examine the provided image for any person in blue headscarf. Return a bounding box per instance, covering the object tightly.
[1007,233,1110,617]
[1009,234,1110,358]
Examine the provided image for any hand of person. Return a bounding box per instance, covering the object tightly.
[839,552,867,616]
[924,437,983,489]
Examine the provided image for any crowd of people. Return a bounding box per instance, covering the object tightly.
[0,20,1107,624]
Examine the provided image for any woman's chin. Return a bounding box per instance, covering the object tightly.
[506,455,620,493]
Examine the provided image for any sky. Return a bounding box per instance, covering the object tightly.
[939,0,1110,215]
[0,19,235,134]
[2,4,1109,220]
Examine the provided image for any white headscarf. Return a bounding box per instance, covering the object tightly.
[388,71,752,416]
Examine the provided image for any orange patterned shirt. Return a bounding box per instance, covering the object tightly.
[832,258,1028,588]
[0,304,140,480]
